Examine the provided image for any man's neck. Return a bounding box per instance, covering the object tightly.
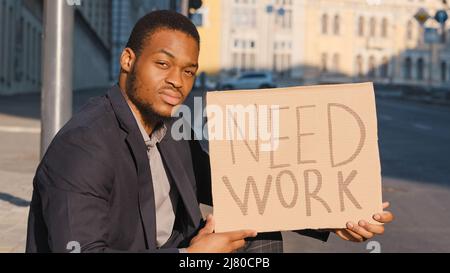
[119,90,154,136]
[118,79,157,135]
[127,100,155,136]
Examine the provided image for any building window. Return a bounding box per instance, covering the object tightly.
[285,54,291,76]
[6,7,12,86]
[322,14,328,35]
[321,53,328,72]
[441,61,447,82]
[381,18,388,38]
[232,53,239,72]
[31,26,36,84]
[28,25,32,83]
[407,20,413,40]
[358,16,365,37]
[285,10,292,29]
[368,56,376,78]
[233,8,255,28]
[38,32,42,85]
[273,54,277,72]
[251,9,256,28]
[14,17,24,83]
[277,9,293,30]
[356,55,364,77]
[241,52,246,71]
[24,23,32,81]
[380,57,389,78]
[34,28,40,85]
[249,54,256,71]
[404,57,412,79]
[417,58,424,81]
[334,15,340,35]
[370,17,376,37]
[332,53,340,72]
[0,1,5,83]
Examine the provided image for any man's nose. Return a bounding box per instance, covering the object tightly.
[165,69,183,89]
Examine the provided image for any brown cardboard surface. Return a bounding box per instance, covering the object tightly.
[206,82,383,233]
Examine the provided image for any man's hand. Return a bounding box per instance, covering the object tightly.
[187,215,258,253]
[333,202,395,243]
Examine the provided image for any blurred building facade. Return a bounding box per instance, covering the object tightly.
[2,0,449,95]
[0,0,180,95]
[73,0,112,92]
[0,0,44,95]
[218,0,303,79]
[0,0,114,95]
[198,0,450,89]
[301,0,450,89]
[194,0,222,75]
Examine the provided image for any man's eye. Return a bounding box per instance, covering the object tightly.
[185,70,195,77]
[157,62,169,68]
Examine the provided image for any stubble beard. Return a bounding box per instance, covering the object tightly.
[125,65,172,129]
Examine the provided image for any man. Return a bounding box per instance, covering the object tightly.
[26,10,393,253]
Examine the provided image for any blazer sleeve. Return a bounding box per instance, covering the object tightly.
[293,230,330,242]
[33,127,179,253]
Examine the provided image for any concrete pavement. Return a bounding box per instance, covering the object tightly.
[0,113,39,253]
[0,89,104,253]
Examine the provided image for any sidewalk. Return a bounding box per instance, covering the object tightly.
[0,88,105,253]
[0,114,39,253]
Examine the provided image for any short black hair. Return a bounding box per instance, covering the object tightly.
[126,10,200,57]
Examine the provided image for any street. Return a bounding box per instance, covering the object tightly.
[0,88,450,252]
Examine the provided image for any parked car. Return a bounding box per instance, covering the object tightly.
[219,72,277,90]
[194,73,217,91]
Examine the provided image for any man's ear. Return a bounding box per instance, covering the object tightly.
[120,48,136,73]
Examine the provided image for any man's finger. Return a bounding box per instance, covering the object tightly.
[229,239,246,252]
[347,222,373,240]
[335,229,365,243]
[225,230,258,241]
[359,220,385,235]
[335,230,352,241]
[373,211,394,223]
[383,202,390,210]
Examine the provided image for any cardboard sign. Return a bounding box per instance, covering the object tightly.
[206,83,383,233]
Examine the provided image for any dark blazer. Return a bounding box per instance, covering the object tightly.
[26,86,328,253]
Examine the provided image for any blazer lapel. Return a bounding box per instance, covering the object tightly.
[126,132,157,249]
[107,86,157,249]
[158,137,203,231]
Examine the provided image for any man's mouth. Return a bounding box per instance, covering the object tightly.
[160,89,182,106]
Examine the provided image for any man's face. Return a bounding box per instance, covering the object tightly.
[126,29,199,123]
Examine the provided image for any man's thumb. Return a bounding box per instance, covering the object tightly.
[202,214,215,234]
[197,214,215,237]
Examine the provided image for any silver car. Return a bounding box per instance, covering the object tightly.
[220,72,277,90]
